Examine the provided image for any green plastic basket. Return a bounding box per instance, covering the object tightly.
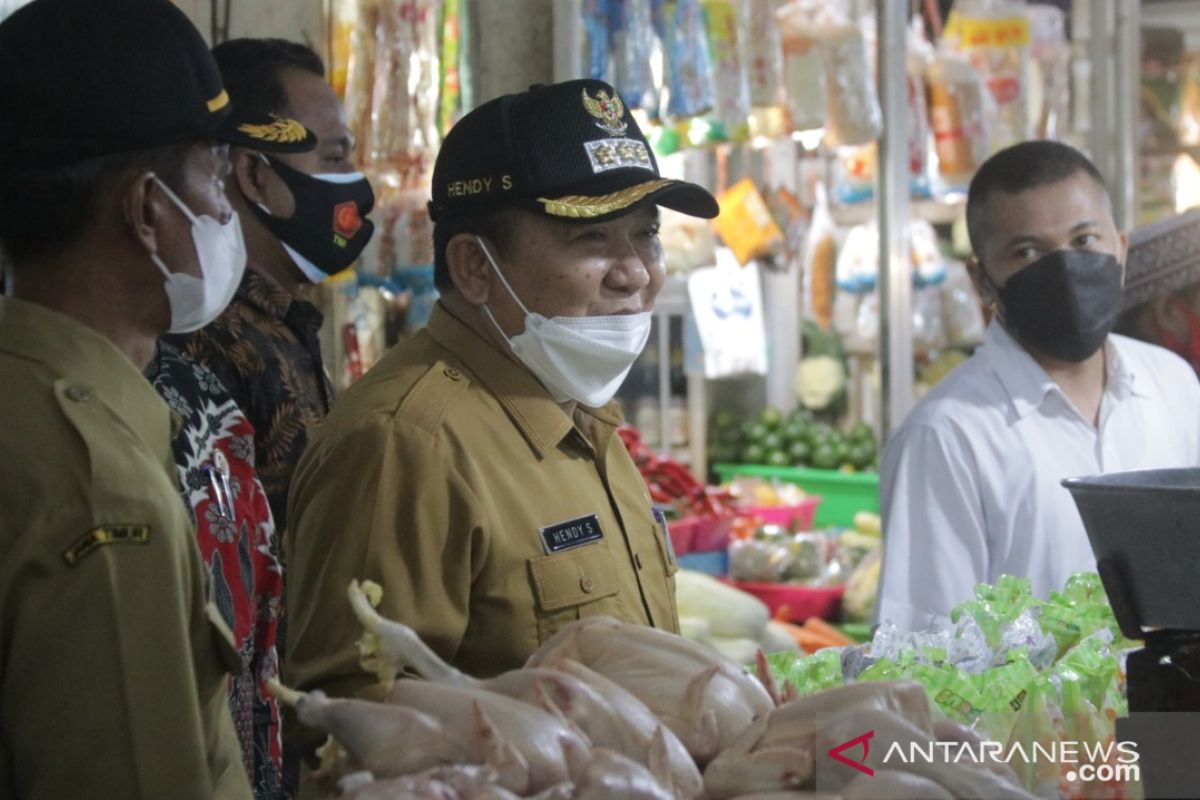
[713,463,879,528]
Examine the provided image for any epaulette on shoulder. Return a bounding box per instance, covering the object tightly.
[396,360,471,434]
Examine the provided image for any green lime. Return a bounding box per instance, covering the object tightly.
[850,422,875,444]
[833,441,851,466]
[788,440,811,465]
[758,407,785,430]
[782,421,808,445]
[766,450,789,467]
[742,443,767,464]
[747,422,771,444]
[789,407,814,424]
[850,444,874,470]
[761,432,785,453]
[812,444,839,470]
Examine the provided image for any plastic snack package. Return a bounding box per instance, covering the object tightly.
[768,646,846,694]
[582,0,610,81]
[834,221,878,294]
[926,50,989,190]
[1026,2,1070,140]
[612,0,661,113]
[777,0,826,132]
[942,0,1032,152]
[831,143,877,206]
[743,0,783,108]
[345,0,383,166]
[666,0,717,119]
[714,178,785,266]
[702,0,751,139]
[818,17,883,147]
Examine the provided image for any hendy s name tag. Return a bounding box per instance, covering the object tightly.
[540,514,604,554]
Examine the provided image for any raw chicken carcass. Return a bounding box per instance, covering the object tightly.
[525,616,775,765]
[339,765,574,800]
[564,740,675,800]
[703,681,933,798]
[348,581,703,798]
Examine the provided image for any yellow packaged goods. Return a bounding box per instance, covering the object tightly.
[715,178,784,266]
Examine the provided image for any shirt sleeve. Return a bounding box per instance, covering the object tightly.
[2,517,251,800]
[283,414,486,708]
[874,422,989,631]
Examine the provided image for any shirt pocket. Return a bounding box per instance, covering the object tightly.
[528,542,621,644]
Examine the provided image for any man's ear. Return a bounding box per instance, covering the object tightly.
[121,171,168,256]
[231,148,270,205]
[965,256,999,310]
[446,234,494,306]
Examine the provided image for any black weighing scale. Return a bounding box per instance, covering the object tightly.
[1064,468,1200,798]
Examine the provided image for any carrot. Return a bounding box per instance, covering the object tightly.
[772,604,792,622]
[802,617,854,647]
[793,628,841,654]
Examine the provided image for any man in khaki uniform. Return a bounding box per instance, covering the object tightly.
[285,80,718,721]
[0,1,313,796]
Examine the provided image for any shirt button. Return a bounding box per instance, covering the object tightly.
[65,384,92,402]
[443,367,462,381]
[580,575,595,593]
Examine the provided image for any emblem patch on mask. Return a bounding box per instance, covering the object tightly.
[540,514,604,554]
[332,201,363,244]
[581,87,628,136]
[584,138,652,174]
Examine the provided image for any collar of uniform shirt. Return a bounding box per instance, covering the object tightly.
[426,302,624,458]
[980,320,1152,420]
[0,296,174,458]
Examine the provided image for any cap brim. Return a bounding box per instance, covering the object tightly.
[537,178,719,222]
[209,111,317,153]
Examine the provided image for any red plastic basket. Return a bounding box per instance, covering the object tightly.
[744,497,822,530]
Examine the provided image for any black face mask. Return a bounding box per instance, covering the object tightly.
[250,155,376,282]
[993,249,1124,363]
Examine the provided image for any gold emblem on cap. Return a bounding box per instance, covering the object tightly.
[582,88,628,136]
[539,178,673,218]
[237,115,309,144]
[207,89,230,113]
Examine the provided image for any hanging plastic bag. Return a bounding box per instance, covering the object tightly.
[582,0,611,81]
[687,251,769,378]
[818,18,883,147]
[926,51,990,190]
[344,0,382,166]
[802,182,838,329]
[702,0,751,140]
[1026,2,1070,140]
[835,222,878,295]
[666,0,716,119]
[370,0,441,183]
[777,1,826,132]
[713,178,785,266]
[942,0,1031,152]
[611,0,660,113]
[743,0,783,108]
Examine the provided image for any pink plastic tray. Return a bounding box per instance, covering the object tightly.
[721,578,844,622]
[744,497,822,530]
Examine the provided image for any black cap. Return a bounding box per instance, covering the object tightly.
[428,79,718,223]
[0,0,315,169]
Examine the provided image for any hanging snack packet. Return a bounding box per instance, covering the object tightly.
[743,0,783,108]
[1026,2,1070,140]
[802,182,838,329]
[714,178,785,266]
[819,18,883,147]
[777,2,826,132]
[926,51,989,190]
[582,0,611,81]
[942,0,1031,152]
[666,0,717,118]
[345,0,382,167]
[834,221,878,295]
[612,0,660,113]
[702,0,751,140]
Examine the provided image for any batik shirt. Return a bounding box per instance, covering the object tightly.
[166,267,333,534]
[147,340,284,800]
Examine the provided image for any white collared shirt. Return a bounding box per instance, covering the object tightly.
[875,322,1200,630]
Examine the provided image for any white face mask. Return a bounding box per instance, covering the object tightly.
[150,177,246,334]
[476,236,652,407]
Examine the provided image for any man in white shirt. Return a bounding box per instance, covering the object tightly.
[876,141,1200,631]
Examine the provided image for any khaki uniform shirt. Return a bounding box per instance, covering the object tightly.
[286,303,679,702]
[0,298,251,800]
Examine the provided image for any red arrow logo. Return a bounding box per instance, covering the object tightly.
[827,730,875,777]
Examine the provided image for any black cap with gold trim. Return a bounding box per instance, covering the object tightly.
[428,79,718,223]
[0,0,315,169]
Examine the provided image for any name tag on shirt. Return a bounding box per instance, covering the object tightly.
[540,514,604,554]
